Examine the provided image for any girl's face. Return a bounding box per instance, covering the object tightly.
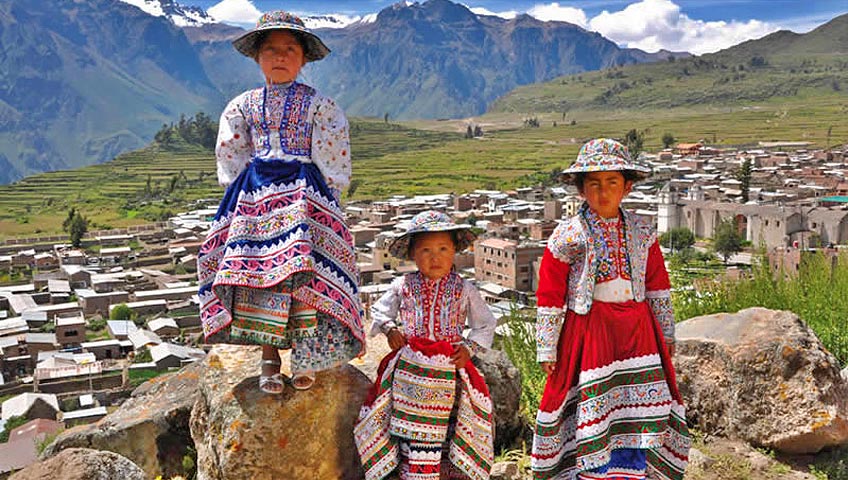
[411,231,457,281]
[579,171,633,219]
[257,30,305,84]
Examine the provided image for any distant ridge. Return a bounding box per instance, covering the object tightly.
[491,13,848,113]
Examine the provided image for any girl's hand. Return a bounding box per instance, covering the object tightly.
[541,362,556,376]
[451,344,471,368]
[666,340,675,357]
[386,328,407,351]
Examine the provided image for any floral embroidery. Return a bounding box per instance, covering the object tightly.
[546,203,657,315]
[215,84,351,190]
[646,290,675,341]
[536,306,564,362]
[399,272,466,343]
[583,208,631,283]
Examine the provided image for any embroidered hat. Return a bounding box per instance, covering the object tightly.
[232,10,330,62]
[388,211,477,259]
[562,138,652,182]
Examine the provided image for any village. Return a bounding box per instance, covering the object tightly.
[0,141,847,475]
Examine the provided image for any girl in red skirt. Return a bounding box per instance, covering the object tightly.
[531,138,690,480]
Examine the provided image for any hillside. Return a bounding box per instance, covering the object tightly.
[4,92,848,241]
[491,13,848,114]
[0,120,465,239]
[0,0,225,184]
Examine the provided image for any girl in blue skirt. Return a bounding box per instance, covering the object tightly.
[197,10,364,394]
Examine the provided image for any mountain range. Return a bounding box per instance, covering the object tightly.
[492,13,848,113]
[1,0,842,186]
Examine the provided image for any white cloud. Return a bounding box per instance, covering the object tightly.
[207,0,261,27]
[527,2,589,28]
[469,6,518,19]
[588,0,778,54]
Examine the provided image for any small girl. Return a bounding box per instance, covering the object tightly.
[197,11,364,394]
[531,139,690,479]
[355,211,496,480]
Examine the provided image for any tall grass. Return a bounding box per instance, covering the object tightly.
[673,251,848,367]
[497,308,548,418]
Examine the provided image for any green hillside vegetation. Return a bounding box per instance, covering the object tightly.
[0,120,464,239]
[491,14,848,119]
[2,96,847,241]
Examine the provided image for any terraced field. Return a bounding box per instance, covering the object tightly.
[1,94,845,241]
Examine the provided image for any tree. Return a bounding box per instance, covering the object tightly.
[735,158,753,202]
[660,227,695,253]
[749,56,767,68]
[713,219,742,264]
[347,178,362,198]
[624,129,645,160]
[661,132,676,149]
[62,207,77,232]
[0,415,28,443]
[110,303,136,321]
[69,211,88,248]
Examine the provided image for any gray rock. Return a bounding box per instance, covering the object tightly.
[42,361,201,478]
[11,448,145,480]
[490,461,523,480]
[686,447,714,471]
[841,366,848,383]
[473,348,523,451]
[675,307,848,454]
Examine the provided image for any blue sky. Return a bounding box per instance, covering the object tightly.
[194,0,847,54]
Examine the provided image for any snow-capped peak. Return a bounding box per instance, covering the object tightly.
[118,0,215,27]
[301,14,362,30]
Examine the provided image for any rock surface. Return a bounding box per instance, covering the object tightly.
[473,347,523,451]
[191,345,371,480]
[42,361,201,477]
[490,461,523,480]
[37,337,523,479]
[675,307,848,454]
[10,447,145,480]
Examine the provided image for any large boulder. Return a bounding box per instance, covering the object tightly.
[675,307,848,454]
[42,361,201,478]
[11,447,145,480]
[473,347,523,451]
[190,345,371,480]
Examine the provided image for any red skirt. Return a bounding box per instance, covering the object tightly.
[531,301,689,480]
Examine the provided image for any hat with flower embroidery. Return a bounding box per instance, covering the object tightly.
[388,210,477,259]
[562,138,652,182]
[232,10,330,62]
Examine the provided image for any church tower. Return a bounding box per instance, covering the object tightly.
[657,184,679,234]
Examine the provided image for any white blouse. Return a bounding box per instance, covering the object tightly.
[215,83,351,196]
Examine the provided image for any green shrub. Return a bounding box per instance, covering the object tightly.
[0,415,28,443]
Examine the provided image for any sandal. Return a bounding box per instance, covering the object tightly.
[259,359,284,395]
[291,371,315,391]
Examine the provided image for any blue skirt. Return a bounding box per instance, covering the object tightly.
[198,158,364,364]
